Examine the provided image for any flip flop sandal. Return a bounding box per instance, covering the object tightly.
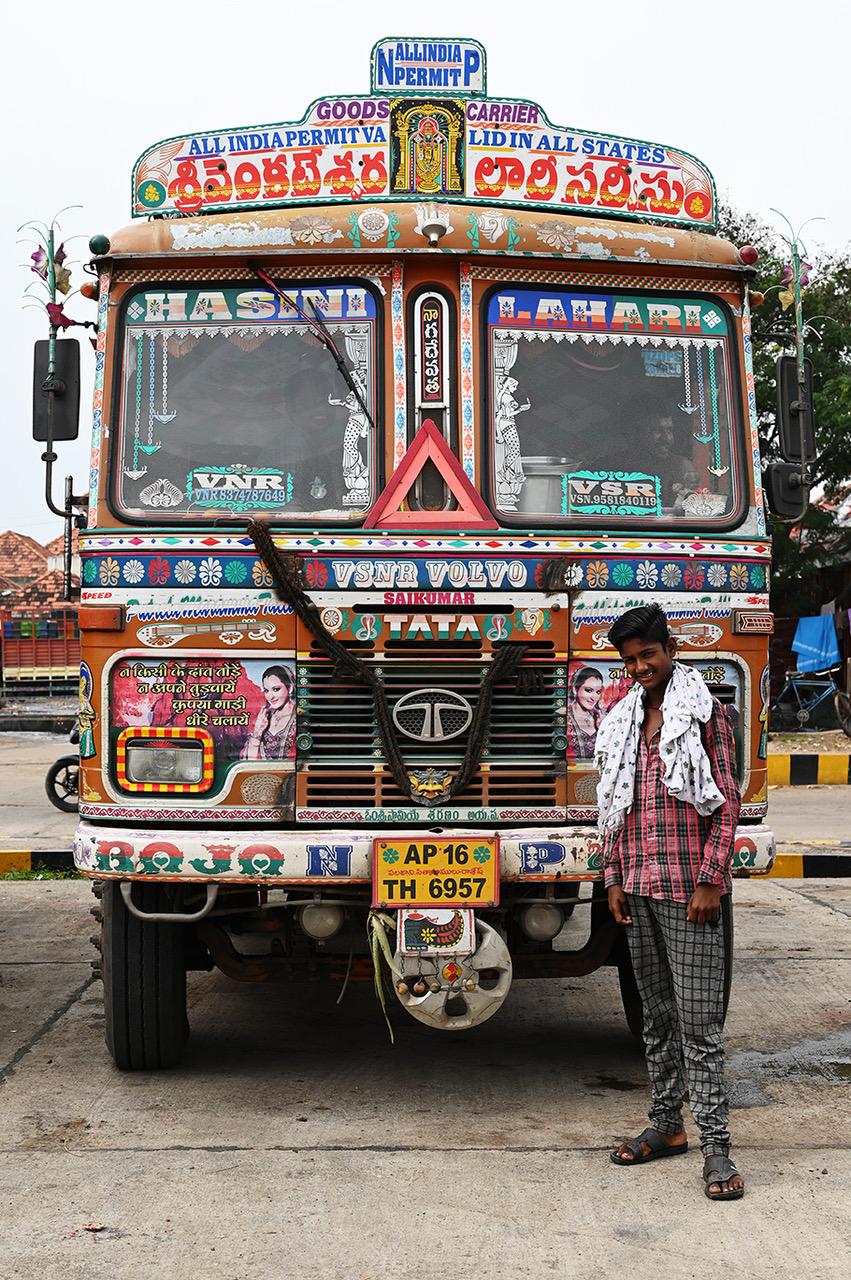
[610,1127,689,1166]
[703,1155,744,1200]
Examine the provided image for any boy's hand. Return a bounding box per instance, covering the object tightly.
[607,886,633,926]
[687,885,721,923]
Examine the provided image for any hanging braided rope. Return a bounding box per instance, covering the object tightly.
[247,520,527,805]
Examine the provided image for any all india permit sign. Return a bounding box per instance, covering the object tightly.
[132,37,715,228]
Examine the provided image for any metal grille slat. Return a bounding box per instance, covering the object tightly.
[298,645,566,811]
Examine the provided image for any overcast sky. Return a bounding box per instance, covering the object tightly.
[2,0,847,542]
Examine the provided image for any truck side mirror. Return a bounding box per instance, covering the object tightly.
[764,461,809,519]
[775,354,815,464]
[33,338,80,442]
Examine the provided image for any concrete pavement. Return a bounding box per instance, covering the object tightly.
[0,734,77,852]
[0,878,849,1278]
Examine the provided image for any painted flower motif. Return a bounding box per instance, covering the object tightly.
[174,559,197,585]
[99,557,119,587]
[224,560,247,584]
[707,563,728,588]
[148,556,171,585]
[585,560,609,589]
[122,559,144,584]
[684,565,705,590]
[473,847,492,864]
[729,562,748,590]
[636,560,658,589]
[290,215,342,245]
[383,848,400,864]
[305,559,329,589]
[528,221,577,252]
[661,563,682,588]
[420,927,437,944]
[199,557,222,587]
[252,562,273,587]
[356,208,390,243]
[749,565,766,590]
[82,560,97,584]
[612,562,635,587]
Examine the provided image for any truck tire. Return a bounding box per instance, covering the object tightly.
[616,895,734,1044]
[102,881,189,1070]
[45,756,79,812]
[616,952,645,1042]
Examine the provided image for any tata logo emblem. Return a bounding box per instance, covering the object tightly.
[392,689,473,742]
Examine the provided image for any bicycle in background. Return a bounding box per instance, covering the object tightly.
[770,664,851,738]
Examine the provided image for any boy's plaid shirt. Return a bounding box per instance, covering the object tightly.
[602,700,741,902]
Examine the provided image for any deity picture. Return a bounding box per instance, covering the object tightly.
[390,98,464,195]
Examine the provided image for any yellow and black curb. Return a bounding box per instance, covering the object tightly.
[765,842,851,878]
[0,850,76,875]
[768,754,851,785]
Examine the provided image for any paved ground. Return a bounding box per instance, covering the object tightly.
[767,785,851,844]
[769,730,851,754]
[2,734,851,854]
[0,878,849,1278]
[0,734,78,851]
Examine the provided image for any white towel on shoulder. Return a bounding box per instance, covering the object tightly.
[594,662,725,834]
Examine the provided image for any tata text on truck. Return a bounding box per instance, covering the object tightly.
[44,39,784,1067]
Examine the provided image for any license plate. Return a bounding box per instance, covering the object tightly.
[372,837,499,908]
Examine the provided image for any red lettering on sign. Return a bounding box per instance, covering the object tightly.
[168,159,203,211]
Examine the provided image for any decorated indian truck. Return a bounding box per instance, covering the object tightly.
[39,38,783,1066]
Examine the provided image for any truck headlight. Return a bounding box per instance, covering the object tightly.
[116,727,214,793]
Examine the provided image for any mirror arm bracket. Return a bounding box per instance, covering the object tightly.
[41,416,88,601]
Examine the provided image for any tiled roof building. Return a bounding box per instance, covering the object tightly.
[0,530,78,611]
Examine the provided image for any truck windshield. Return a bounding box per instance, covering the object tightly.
[115,282,379,520]
[487,288,741,525]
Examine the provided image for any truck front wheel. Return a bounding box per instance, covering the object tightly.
[102,881,189,1070]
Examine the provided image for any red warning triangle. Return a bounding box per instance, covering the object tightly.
[365,420,498,530]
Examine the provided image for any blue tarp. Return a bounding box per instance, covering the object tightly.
[792,615,841,673]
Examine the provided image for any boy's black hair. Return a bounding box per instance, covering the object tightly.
[607,603,670,652]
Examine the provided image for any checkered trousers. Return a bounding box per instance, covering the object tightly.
[626,894,731,1157]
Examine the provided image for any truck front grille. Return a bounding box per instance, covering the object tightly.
[297,646,566,810]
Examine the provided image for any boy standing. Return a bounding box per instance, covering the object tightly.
[595,604,744,1200]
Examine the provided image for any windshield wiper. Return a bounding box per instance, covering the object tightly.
[249,263,376,432]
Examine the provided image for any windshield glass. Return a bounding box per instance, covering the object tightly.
[487,289,740,524]
[115,283,379,520]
